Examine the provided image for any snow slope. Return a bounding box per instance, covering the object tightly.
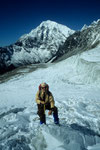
[0,46,100,149]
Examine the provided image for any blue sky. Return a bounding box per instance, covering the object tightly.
[0,0,100,47]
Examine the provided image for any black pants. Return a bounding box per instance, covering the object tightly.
[37,103,58,124]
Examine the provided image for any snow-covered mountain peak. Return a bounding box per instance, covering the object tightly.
[81,19,100,31]
[55,18,100,62]
[40,20,59,28]
[81,24,88,31]
[91,19,100,25]
[97,19,100,23]
[40,20,73,34]
[88,19,100,28]
[0,20,75,73]
[10,20,75,66]
[1,19,100,74]
[19,20,75,45]
[28,20,74,38]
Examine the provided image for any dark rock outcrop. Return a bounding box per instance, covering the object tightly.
[54,20,100,61]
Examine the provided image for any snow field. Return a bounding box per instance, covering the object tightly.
[0,46,100,149]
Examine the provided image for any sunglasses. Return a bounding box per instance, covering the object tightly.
[41,87,46,89]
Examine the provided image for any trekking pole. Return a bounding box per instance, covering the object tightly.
[44,104,45,114]
[44,104,46,124]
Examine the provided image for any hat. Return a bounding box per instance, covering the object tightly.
[41,82,47,87]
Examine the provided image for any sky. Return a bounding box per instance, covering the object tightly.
[0,0,100,47]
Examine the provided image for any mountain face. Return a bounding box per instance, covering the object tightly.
[54,19,100,61]
[0,46,15,74]
[0,20,74,74]
[0,19,100,74]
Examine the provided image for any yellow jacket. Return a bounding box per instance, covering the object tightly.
[35,91,55,108]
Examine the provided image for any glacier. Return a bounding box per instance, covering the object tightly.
[0,45,100,149]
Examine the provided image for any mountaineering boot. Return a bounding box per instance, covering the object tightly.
[40,121,46,125]
[40,114,46,125]
[53,106,59,124]
[53,113,59,124]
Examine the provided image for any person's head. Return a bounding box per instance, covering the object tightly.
[39,82,49,93]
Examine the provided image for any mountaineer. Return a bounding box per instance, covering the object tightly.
[35,82,59,125]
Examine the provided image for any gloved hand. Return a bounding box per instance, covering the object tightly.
[48,110,52,115]
[40,101,45,104]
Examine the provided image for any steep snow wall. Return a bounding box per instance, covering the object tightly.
[73,46,100,84]
[50,46,100,85]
